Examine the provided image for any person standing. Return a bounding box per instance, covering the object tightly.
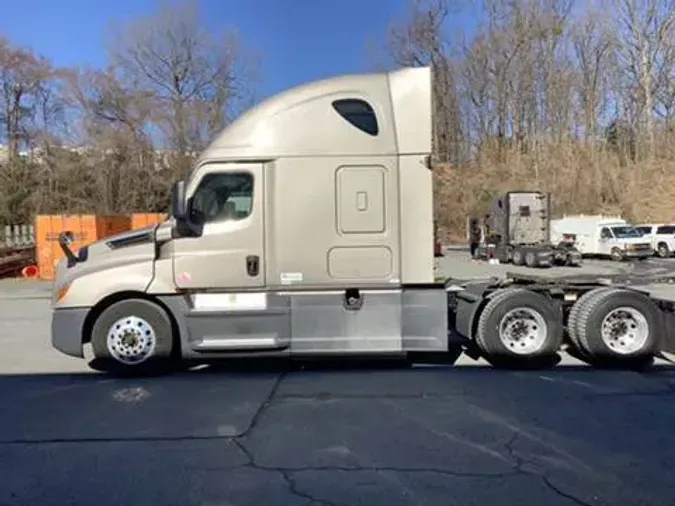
[468,217,481,258]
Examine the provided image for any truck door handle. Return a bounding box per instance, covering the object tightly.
[246,255,259,276]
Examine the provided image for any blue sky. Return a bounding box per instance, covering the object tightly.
[0,0,451,100]
[0,0,481,101]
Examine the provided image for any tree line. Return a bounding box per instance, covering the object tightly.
[2,0,674,240]
[385,0,675,240]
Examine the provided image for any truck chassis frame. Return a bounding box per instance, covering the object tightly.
[474,243,583,268]
[449,270,675,367]
[53,269,675,376]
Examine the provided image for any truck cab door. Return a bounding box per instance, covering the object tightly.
[172,163,265,290]
[598,227,612,255]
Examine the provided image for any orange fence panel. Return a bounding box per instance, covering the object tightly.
[130,213,168,230]
[35,214,131,281]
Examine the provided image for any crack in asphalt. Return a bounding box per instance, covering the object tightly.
[230,438,522,506]
[240,371,286,436]
[503,433,597,506]
[224,430,596,506]
[232,439,339,506]
[226,376,602,506]
[542,476,599,506]
[1,371,668,505]
[231,439,521,478]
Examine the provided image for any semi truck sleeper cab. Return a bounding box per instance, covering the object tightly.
[50,66,675,375]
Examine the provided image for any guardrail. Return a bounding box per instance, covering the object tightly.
[0,225,36,278]
[1,224,36,248]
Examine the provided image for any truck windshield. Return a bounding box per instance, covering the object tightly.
[611,226,641,238]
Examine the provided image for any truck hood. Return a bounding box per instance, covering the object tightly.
[54,225,158,287]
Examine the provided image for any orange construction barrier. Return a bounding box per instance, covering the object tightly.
[130,213,168,231]
[35,214,132,281]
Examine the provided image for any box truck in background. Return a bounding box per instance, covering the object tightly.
[551,216,652,261]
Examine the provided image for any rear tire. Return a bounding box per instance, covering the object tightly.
[525,251,537,268]
[512,249,524,266]
[576,289,660,367]
[567,252,582,267]
[91,298,175,376]
[566,288,612,355]
[476,288,562,367]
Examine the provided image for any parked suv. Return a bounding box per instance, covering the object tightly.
[635,224,675,258]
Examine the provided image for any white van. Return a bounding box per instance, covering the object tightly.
[550,215,653,261]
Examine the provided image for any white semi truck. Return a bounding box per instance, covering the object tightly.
[51,66,675,375]
[471,191,583,268]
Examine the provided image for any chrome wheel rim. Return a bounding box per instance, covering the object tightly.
[600,307,649,355]
[498,308,548,355]
[106,316,157,365]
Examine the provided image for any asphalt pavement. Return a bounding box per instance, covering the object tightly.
[1,253,675,505]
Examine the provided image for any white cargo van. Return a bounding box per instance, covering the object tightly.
[550,215,653,261]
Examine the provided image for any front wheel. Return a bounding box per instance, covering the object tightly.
[90,298,176,376]
[657,243,670,258]
[610,248,624,262]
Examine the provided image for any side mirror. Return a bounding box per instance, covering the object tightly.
[171,180,187,219]
[58,231,78,268]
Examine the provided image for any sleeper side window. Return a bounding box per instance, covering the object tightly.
[189,172,253,226]
[332,99,379,136]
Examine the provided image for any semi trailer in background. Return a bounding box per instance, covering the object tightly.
[49,66,675,375]
[470,191,582,268]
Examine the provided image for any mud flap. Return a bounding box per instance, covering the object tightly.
[449,282,494,341]
[661,311,675,354]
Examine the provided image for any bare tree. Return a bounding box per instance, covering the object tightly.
[109,0,257,176]
[0,38,51,161]
[387,0,465,163]
[613,0,675,157]
[571,9,615,141]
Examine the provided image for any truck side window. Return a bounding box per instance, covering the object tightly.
[600,227,612,239]
[332,98,379,136]
[189,172,253,225]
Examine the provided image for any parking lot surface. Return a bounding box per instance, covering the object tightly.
[1,252,675,505]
